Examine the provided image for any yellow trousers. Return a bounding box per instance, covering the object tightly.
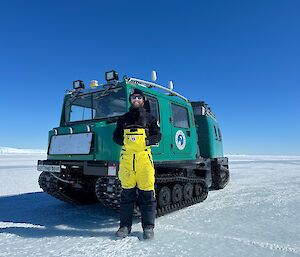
[118,128,155,191]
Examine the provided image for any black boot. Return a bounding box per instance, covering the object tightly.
[143,225,154,239]
[116,226,131,238]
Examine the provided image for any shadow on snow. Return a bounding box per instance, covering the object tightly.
[0,192,131,239]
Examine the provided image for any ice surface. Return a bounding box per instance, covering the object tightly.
[0,154,300,257]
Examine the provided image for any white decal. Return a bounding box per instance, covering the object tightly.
[175,130,186,150]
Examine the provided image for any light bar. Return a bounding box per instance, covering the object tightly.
[105,70,119,82]
[73,80,85,90]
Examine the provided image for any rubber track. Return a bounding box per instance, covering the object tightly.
[38,171,79,204]
[94,174,208,217]
[211,165,230,190]
[95,177,122,211]
[39,171,208,217]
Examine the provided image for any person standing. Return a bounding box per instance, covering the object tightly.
[113,88,161,239]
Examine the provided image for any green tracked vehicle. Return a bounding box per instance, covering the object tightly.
[37,71,229,216]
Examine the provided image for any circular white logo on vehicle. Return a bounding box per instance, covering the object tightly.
[131,136,136,142]
[175,130,186,150]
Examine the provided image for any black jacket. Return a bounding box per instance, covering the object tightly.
[113,106,161,146]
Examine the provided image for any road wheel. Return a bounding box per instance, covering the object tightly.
[172,184,183,203]
[158,186,171,207]
[183,183,193,200]
[194,183,203,197]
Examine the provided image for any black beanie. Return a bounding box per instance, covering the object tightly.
[129,88,145,100]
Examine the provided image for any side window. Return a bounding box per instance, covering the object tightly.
[192,105,205,116]
[213,125,218,140]
[145,96,160,122]
[171,104,190,128]
[190,112,195,127]
[218,128,222,141]
[213,125,222,141]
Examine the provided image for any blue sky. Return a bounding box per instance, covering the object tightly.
[0,0,299,155]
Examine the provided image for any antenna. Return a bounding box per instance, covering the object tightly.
[151,70,157,82]
[168,81,174,90]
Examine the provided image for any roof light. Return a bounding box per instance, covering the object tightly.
[105,70,119,82]
[90,80,99,88]
[73,80,85,90]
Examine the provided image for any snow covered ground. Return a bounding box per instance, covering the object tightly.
[0,153,299,257]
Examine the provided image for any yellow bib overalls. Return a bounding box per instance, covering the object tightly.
[118,128,155,191]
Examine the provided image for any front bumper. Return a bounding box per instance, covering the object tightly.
[37,163,61,173]
[37,160,118,176]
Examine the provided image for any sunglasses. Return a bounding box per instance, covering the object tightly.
[130,95,143,100]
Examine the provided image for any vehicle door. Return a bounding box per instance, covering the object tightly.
[169,102,193,158]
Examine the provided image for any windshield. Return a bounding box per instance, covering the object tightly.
[64,87,126,123]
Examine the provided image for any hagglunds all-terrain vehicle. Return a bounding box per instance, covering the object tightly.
[37,71,229,216]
